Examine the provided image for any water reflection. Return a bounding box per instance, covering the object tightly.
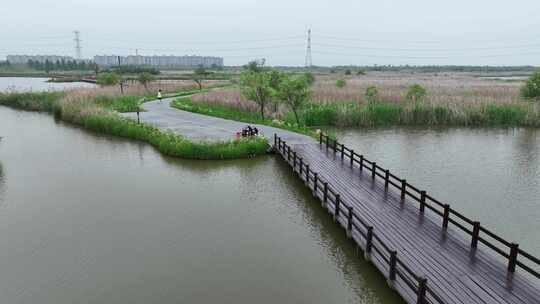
[0,162,4,205]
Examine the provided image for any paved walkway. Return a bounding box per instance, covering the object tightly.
[121,97,312,144]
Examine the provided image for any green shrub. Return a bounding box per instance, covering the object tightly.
[521,72,540,101]
[365,86,379,104]
[97,72,120,86]
[336,79,346,88]
[406,84,427,102]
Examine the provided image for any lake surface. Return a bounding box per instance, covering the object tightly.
[0,77,95,92]
[336,127,540,255]
[0,106,400,304]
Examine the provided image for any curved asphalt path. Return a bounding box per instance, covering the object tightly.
[121,97,313,145]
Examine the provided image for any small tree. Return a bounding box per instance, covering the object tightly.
[276,75,312,125]
[268,70,285,112]
[97,72,120,86]
[336,79,346,88]
[345,69,352,75]
[240,70,273,120]
[365,86,379,104]
[138,72,155,91]
[521,72,540,101]
[193,66,208,91]
[356,70,366,76]
[406,84,427,102]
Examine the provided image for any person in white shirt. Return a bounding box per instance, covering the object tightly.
[157,89,162,103]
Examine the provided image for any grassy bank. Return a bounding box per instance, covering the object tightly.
[171,97,318,137]
[0,91,269,160]
[297,102,540,127]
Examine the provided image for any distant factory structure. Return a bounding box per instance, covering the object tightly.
[7,55,76,64]
[94,55,224,68]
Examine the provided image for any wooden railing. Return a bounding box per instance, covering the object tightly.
[275,134,444,304]
[317,132,540,281]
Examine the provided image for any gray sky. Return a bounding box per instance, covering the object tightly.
[2,0,540,66]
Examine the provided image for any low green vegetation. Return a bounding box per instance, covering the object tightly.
[171,97,317,137]
[0,91,269,159]
[521,72,540,101]
[97,72,120,86]
[336,79,346,88]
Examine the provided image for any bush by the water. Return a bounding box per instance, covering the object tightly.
[521,72,540,101]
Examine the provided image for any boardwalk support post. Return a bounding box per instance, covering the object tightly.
[341,144,345,160]
[287,146,291,161]
[323,182,328,207]
[508,243,519,273]
[372,162,376,179]
[333,139,337,154]
[299,158,303,176]
[365,226,373,260]
[401,179,407,200]
[360,155,364,172]
[334,194,341,221]
[350,150,354,167]
[274,134,277,148]
[442,204,450,229]
[388,251,397,285]
[385,170,390,189]
[417,278,427,304]
[347,206,353,238]
[471,221,480,249]
[326,135,329,151]
[293,152,297,170]
[420,191,426,213]
[313,173,318,194]
[305,165,310,184]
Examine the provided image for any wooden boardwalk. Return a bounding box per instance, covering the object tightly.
[274,134,540,304]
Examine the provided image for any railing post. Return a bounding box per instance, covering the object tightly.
[442,204,450,229]
[420,191,426,213]
[508,243,519,273]
[365,226,374,260]
[299,157,303,176]
[313,173,318,193]
[287,145,291,161]
[360,155,364,172]
[401,179,407,200]
[293,152,297,170]
[372,162,376,179]
[305,164,310,183]
[417,278,427,304]
[274,134,277,148]
[341,144,345,160]
[323,182,328,205]
[334,194,341,220]
[389,251,397,282]
[350,150,354,167]
[281,141,285,153]
[347,206,353,237]
[319,132,323,145]
[471,221,480,249]
[385,170,390,189]
[326,135,329,150]
[333,139,337,153]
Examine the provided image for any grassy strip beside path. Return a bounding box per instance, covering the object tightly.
[0,91,269,160]
[171,97,319,138]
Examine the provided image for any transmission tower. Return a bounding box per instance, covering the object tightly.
[305,29,312,68]
[74,31,82,59]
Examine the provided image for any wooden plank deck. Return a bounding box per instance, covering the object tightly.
[275,137,540,304]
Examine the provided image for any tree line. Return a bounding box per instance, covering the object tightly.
[27,59,94,72]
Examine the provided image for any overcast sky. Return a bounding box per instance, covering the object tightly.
[2,0,540,66]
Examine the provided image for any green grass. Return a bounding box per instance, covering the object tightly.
[0,92,269,160]
[171,97,319,138]
[295,102,540,127]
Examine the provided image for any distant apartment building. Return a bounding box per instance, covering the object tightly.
[7,55,76,64]
[93,55,224,68]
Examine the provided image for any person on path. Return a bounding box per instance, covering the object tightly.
[157,89,162,103]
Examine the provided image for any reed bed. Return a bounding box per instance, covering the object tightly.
[190,72,538,127]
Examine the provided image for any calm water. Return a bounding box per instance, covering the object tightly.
[0,106,400,304]
[0,77,95,92]
[337,128,540,255]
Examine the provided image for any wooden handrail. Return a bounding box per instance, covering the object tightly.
[275,135,442,304]
[317,133,540,280]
